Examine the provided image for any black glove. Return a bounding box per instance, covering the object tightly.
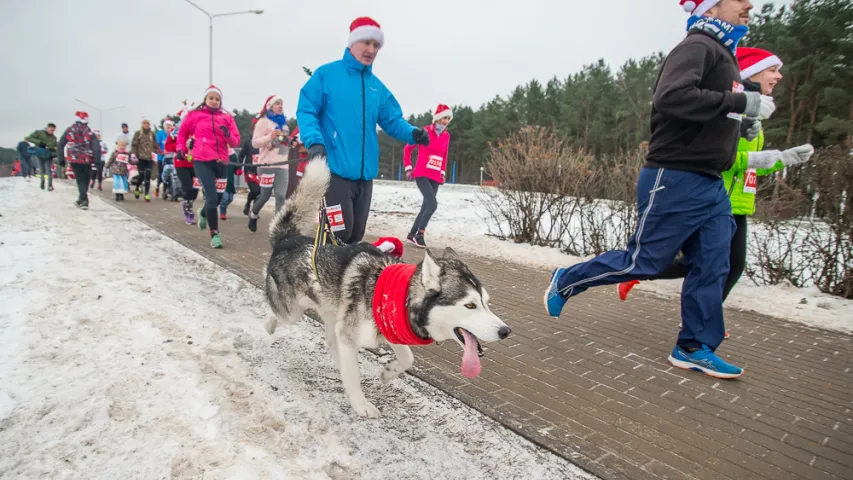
[412,128,430,146]
[176,150,187,161]
[740,117,761,142]
[38,142,47,148]
[308,144,327,160]
[219,125,230,138]
[187,138,194,150]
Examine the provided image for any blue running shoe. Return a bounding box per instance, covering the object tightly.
[543,268,569,318]
[668,345,743,379]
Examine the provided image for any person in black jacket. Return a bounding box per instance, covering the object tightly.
[543,0,775,380]
[237,136,260,216]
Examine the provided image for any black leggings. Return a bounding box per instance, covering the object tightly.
[194,161,225,234]
[654,214,747,302]
[136,159,153,195]
[246,181,261,209]
[410,177,440,235]
[176,166,199,202]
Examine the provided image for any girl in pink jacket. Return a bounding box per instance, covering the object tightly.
[176,85,241,249]
[403,104,452,248]
[247,94,290,233]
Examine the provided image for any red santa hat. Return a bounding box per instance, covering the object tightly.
[373,237,404,258]
[255,94,283,122]
[433,104,453,123]
[75,111,89,124]
[348,17,384,49]
[680,0,719,16]
[204,85,223,100]
[736,47,783,80]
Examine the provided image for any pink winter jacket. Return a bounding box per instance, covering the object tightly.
[176,107,240,162]
[251,116,290,169]
[403,124,450,184]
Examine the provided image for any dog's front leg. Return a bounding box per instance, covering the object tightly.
[380,343,414,385]
[335,323,380,418]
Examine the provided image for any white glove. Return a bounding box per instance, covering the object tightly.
[780,144,815,166]
[744,92,776,120]
[747,150,782,169]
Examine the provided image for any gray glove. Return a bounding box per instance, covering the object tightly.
[747,150,782,169]
[743,92,776,120]
[780,144,815,166]
[308,144,327,160]
[741,118,761,142]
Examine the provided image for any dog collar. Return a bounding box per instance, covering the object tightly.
[372,263,434,346]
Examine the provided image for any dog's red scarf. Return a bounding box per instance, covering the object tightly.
[372,264,435,346]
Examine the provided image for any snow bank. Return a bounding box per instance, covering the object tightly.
[0,179,593,480]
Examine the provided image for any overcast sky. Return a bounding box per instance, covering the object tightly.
[0,0,786,147]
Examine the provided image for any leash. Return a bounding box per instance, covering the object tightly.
[311,196,340,279]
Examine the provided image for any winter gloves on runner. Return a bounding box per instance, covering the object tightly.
[747,144,815,169]
[741,118,761,142]
[219,125,231,138]
[780,144,815,166]
[412,128,430,146]
[746,150,782,169]
[743,92,776,120]
[308,144,327,160]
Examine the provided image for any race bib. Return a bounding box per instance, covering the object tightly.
[325,204,346,232]
[215,178,227,193]
[116,153,129,163]
[743,169,757,194]
[426,155,443,171]
[259,173,275,187]
[151,152,158,161]
[252,154,260,165]
[192,177,201,189]
[727,81,746,121]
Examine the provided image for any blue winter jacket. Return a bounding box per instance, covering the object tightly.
[296,49,416,181]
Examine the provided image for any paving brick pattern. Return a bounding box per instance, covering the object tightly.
[92,187,853,480]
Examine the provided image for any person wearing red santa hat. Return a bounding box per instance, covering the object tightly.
[296,16,429,245]
[176,85,241,249]
[617,48,814,315]
[247,94,290,233]
[544,0,779,381]
[403,104,453,248]
[57,111,102,210]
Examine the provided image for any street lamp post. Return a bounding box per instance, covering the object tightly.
[183,0,264,84]
[73,99,125,133]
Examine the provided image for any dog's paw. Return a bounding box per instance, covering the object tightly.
[351,400,381,418]
[380,364,404,385]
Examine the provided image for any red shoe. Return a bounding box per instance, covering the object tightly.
[154,189,159,198]
[219,213,227,220]
[724,331,731,339]
[618,280,640,301]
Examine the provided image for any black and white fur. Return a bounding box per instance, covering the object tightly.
[263,158,510,418]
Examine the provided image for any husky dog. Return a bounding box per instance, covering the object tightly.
[263,158,511,418]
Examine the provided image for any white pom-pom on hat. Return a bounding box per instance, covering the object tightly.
[683,1,696,12]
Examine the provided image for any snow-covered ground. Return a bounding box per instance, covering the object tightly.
[0,178,593,480]
[367,180,853,334]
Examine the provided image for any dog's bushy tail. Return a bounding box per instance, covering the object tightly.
[269,157,331,247]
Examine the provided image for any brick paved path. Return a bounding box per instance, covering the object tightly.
[91,186,853,480]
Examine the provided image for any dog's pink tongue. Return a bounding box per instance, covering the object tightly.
[460,329,482,379]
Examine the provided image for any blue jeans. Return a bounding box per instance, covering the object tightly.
[555,168,735,351]
[219,191,234,215]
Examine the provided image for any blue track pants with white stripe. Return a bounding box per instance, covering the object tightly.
[555,168,734,351]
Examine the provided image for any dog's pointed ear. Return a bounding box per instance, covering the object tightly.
[421,249,441,291]
[442,246,460,261]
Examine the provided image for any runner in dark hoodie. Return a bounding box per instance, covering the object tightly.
[543,0,776,380]
[237,135,260,216]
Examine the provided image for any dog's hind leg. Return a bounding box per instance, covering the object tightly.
[323,317,340,369]
[335,322,380,418]
[380,343,414,385]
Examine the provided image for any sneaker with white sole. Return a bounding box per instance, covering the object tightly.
[668,344,743,379]
[543,267,569,318]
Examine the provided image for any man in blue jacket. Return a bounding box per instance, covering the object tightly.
[296,16,430,245]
